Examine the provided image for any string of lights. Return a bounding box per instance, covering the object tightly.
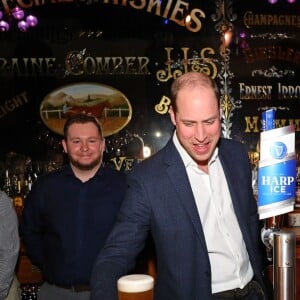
[0,5,38,32]
[268,0,296,3]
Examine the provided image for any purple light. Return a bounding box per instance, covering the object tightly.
[239,32,246,39]
[12,6,25,20]
[0,20,9,31]
[0,6,39,32]
[268,0,278,3]
[287,0,296,3]
[18,20,28,32]
[240,40,248,49]
[26,15,38,27]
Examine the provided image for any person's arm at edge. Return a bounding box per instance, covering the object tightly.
[19,181,44,269]
[0,191,20,300]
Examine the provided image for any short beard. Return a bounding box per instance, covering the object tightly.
[69,156,102,171]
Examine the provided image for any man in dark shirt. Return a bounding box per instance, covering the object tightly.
[21,114,127,300]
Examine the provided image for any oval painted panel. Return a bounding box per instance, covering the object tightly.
[40,82,132,137]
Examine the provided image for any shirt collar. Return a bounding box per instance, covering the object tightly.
[64,163,104,179]
[172,131,219,169]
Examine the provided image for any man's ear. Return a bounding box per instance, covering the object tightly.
[62,139,68,153]
[169,105,176,126]
[101,139,106,153]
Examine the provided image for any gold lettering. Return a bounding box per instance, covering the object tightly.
[1,0,12,12]
[278,83,300,99]
[244,116,300,133]
[0,0,206,32]
[45,58,56,73]
[243,11,300,28]
[111,57,125,73]
[17,0,33,8]
[95,57,111,73]
[0,58,7,74]
[288,119,300,131]
[123,159,135,171]
[33,0,46,6]
[83,57,97,75]
[190,47,217,78]
[129,0,146,10]
[31,58,44,74]
[239,83,272,100]
[137,57,150,74]
[169,0,188,26]
[125,57,136,73]
[0,103,8,118]
[0,92,29,120]
[156,48,181,82]
[11,58,24,76]
[155,96,171,114]
[185,8,204,33]
[274,119,288,127]
[65,56,150,75]
[161,0,173,18]
[243,46,300,64]
[244,116,260,133]
[110,157,127,171]
[7,57,57,76]
[4,99,17,111]
[109,157,135,171]
[274,118,300,131]
[156,47,217,82]
[102,0,122,5]
[145,0,161,15]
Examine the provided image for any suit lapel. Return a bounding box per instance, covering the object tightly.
[163,140,208,250]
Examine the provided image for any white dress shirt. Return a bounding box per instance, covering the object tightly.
[173,133,254,293]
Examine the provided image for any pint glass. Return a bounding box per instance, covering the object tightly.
[117,274,154,300]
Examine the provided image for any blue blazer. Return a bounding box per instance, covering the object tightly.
[91,137,268,300]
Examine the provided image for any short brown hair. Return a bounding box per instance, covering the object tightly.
[170,72,220,112]
[63,114,104,139]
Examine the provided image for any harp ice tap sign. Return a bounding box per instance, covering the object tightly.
[258,109,297,220]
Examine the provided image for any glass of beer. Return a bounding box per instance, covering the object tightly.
[117,274,154,300]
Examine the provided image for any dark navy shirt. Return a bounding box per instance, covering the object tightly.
[21,164,127,285]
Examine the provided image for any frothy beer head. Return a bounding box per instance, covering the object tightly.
[117,274,154,293]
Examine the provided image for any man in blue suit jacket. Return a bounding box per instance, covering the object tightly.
[91,72,270,300]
